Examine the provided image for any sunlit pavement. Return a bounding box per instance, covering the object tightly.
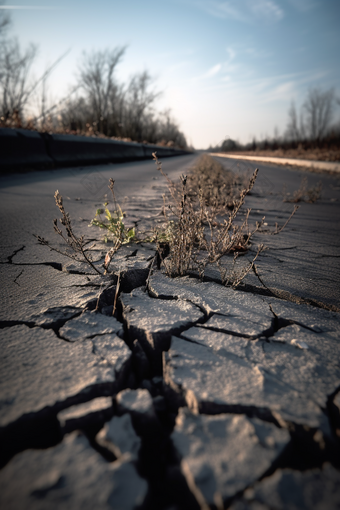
[1,155,340,509]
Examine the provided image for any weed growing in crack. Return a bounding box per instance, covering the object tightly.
[37,154,298,286]
[89,178,136,273]
[187,153,249,211]
[35,179,137,276]
[35,190,103,275]
[152,152,265,285]
[283,176,322,203]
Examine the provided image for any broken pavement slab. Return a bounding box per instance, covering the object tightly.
[264,297,340,337]
[156,272,340,431]
[230,463,340,510]
[0,264,101,323]
[247,335,340,411]
[148,271,273,324]
[164,335,330,433]
[120,286,204,369]
[0,431,148,510]
[29,306,81,327]
[0,325,132,429]
[57,396,114,431]
[199,314,269,338]
[97,413,142,460]
[92,334,132,377]
[171,407,290,508]
[116,388,160,436]
[180,326,250,359]
[59,311,123,341]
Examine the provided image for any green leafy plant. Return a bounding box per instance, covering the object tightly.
[35,178,136,276]
[90,189,136,246]
[89,178,136,273]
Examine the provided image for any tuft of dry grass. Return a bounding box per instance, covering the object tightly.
[186,153,248,210]
[283,176,322,203]
[152,153,265,285]
[34,190,103,275]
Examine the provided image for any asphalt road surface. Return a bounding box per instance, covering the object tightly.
[214,155,340,311]
[1,153,340,317]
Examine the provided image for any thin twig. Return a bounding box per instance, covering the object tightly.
[272,205,299,235]
[95,282,104,311]
[112,271,121,316]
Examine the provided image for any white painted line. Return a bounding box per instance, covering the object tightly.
[211,153,340,173]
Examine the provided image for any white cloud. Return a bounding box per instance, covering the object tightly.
[226,47,236,62]
[189,0,284,23]
[250,0,284,22]
[195,1,247,21]
[188,63,222,83]
[206,63,222,77]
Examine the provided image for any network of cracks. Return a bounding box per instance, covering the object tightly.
[1,243,340,510]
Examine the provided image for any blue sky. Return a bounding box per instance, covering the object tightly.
[2,0,340,148]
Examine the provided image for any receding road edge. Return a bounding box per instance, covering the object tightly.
[212,152,340,173]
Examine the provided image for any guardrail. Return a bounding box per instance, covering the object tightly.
[0,128,191,173]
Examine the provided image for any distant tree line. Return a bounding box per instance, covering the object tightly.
[0,6,187,148]
[210,87,340,153]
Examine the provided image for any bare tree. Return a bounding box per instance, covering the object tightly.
[78,47,126,134]
[286,101,300,141]
[285,88,336,144]
[156,109,187,147]
[124,71,160,141]
[0,1,11,37]
[302,87,335,142]
[0,41,73,125]
[36,46,185,145]
[0,38,38,118]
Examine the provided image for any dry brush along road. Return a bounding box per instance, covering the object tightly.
[0,153,340,509]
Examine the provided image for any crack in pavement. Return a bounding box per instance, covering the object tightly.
[2,262,338,508]
[0,308,83,338]
[251,264,340,312]
[13,268,24,286]
[0,260,63,271]
[5,245,26,264]
[2,187,340,508]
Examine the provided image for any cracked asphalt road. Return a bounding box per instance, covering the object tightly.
[214,155,340,311]
[0,154,340,509]
[1,154,339,310]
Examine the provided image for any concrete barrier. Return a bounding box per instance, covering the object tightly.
[0,128,53,171]
[43,133,145,166]
[142,143,186,159]
[0,128,192,173]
